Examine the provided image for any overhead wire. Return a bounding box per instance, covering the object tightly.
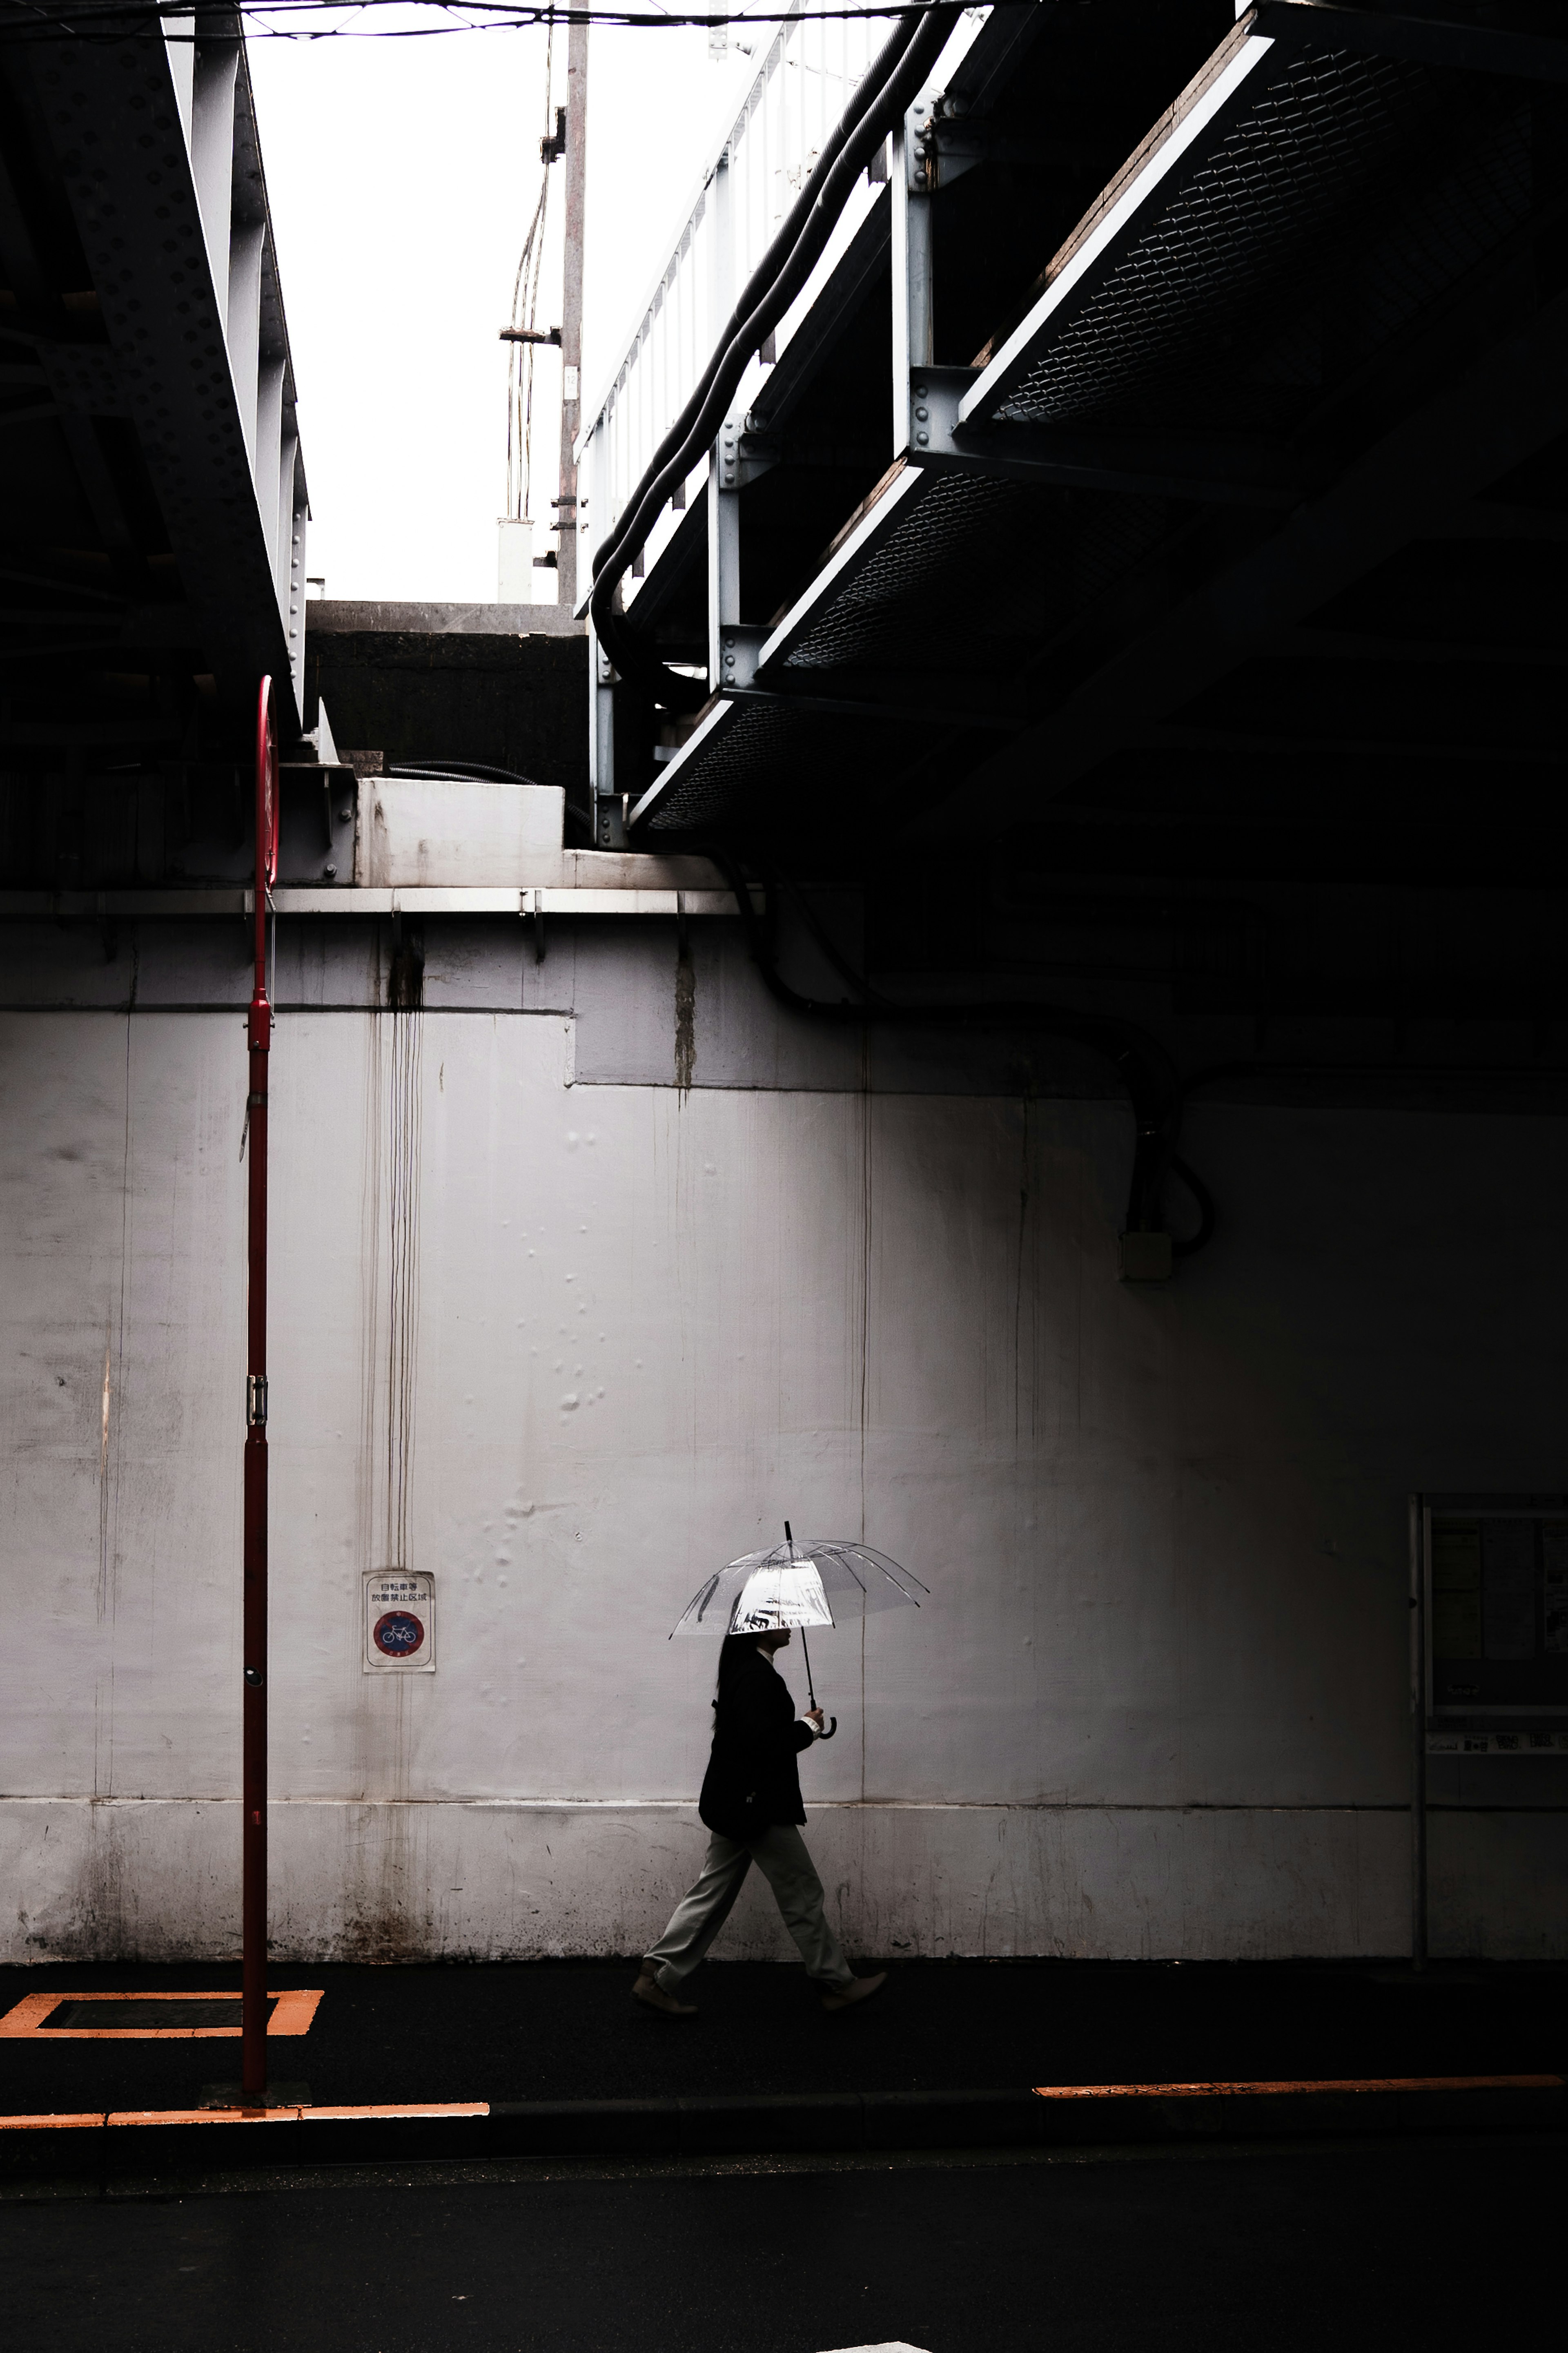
[505,20,556,525]
[0,4,1050,42]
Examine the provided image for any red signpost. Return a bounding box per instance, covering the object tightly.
[242,678,279,2098]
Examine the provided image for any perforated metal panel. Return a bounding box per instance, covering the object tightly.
[1069,492,1173,610]
[995,47,1443,427]
[779,474,1016,674]
[645,694,939,834]
[1320,85,1534,361]
[772,469,1161,686]
[645,700,814,833]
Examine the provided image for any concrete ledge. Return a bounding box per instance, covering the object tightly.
[0,883,750,920]
[1,2077,1559,2183]
[307,601,583,637]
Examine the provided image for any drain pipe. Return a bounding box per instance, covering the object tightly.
[243,680,279,2097]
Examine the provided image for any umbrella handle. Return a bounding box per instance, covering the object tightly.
[799,1626,834,1737]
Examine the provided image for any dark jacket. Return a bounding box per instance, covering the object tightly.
[698,1646,813,1840]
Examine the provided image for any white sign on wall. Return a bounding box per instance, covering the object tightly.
[363,1570,436,1673]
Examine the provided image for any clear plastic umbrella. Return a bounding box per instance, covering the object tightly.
[671,1533,927,1638]
[671,1524,928,1737]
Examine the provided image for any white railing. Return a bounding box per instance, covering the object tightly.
[577,4,897,601]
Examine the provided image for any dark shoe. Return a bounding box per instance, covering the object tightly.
[633,1971,697,2017]
[821,1969,887,2013]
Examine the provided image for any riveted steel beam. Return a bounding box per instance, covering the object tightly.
[18,16,308,733]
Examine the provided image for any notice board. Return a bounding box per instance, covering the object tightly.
[1420,1495,1568,1750]
[363,1570,436,1673]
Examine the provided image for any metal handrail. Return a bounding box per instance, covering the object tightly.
[577,4,892,594]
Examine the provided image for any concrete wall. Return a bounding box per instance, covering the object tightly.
[304,613,587,809]
[2,915,1565,1964]
[359,779,565,888]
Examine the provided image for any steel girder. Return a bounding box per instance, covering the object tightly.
[628,1,1568,843]
[0,11,307,756]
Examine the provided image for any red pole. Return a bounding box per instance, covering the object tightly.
[242,679,278,2099]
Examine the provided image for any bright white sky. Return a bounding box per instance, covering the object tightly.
[248,14,762,604]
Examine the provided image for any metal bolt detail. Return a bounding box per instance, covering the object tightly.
[915,406,929,422]
[915,431,929,446]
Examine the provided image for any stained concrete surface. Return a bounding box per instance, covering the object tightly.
[5,935,1568,1967]
[1,1960,1563,2117]
[3,2135,1557,2353]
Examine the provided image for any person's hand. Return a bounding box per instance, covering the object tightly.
[804,1707,825,1731]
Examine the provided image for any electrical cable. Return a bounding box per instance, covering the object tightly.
[385,760,543,784]
[505,27,557,529]
[694,837,1214,1254]
[589,2,963,708]
[0,3,1039,44]
[1165,1154,1214,1258]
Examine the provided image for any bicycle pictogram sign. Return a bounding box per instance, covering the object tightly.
[373,1610,425,1657]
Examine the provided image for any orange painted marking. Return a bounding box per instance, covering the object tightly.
[0,2102,489,2131]
[101,2102,489,2128]
[263,1989,322,2037]
[1033,2075,1563,2099]
[0,2113,109,2130]
[0,1988,323,2040]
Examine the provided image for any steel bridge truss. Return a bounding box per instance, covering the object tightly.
[579,1,1568,853]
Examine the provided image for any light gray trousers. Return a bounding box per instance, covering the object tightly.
[644,1824,853,1994]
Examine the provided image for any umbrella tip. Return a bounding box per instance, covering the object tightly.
[784,1520,793,1545]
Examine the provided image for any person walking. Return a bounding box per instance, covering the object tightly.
[634,1626,887,2016]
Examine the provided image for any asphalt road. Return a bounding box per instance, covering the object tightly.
[4,2133,1556,2353]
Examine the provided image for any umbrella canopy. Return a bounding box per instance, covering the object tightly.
[671,1539,927,1638]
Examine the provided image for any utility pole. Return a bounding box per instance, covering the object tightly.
[555,15,587,611]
